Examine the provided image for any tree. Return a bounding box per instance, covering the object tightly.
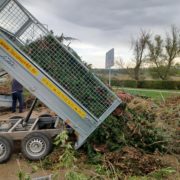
[147,26,180,80]
[131,31,150,81]
[117,31,150,81]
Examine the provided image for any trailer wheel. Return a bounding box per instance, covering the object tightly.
[0,136,13,163]
[21,132,52,160]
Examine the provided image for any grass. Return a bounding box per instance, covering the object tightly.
[113,87,180,101]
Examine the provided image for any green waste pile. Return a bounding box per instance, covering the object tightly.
[83,94,179,175]
[42,94,179,177]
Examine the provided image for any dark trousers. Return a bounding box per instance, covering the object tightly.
[12,91,23,113]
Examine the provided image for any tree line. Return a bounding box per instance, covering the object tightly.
[117,25,180,81]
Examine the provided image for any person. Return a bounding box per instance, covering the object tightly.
[11,79,24,113]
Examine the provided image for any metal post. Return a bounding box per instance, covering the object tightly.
[0,72,7,78]
[108,67,111,87]
[22,98,38,126]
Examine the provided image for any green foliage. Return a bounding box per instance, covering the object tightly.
[93,164,123,179]
[17,170,31,180]
[111,79,138,88]
[54,130,69,147]
[65,171,88,180]
[128,176,149,180]
[86,115,128,153]
[138,80,180,90]
[31,165,39,173]
[86,144,102,164]
[147,26,180,80]
[41,156,53,170]
[111,79,180,90]
[94,164,123,179]
[42,130,77,170]
[58,144,76,168]
[94,164,109,175]
[149,167,176,179]
[86,108,168,156]
[54,130,76,168]
[127,108,169,152]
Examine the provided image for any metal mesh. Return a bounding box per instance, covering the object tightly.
[0,0,28,34]
[0,0,117,118]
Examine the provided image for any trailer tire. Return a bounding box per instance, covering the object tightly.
[21,132,52,161]
[0,136,13,163]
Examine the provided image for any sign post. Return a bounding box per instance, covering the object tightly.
[105,48,114,87]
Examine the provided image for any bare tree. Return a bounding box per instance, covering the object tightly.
[132,31,150,80]
[147,25,180,80]
[116,57,134,79]
[117,31,150,81]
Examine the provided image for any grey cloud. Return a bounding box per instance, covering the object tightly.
[31,0,179,46]
[19,0,180,62]
[20,0,179,31]
[54,0,177,29]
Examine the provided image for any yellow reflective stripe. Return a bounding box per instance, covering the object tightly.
[0,39,39,76]
[41,77,86,119]
[0,38,86,118]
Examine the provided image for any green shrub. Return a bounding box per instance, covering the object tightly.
[138,80,180,90]
[111,79,180,90]
[111,80,137,88]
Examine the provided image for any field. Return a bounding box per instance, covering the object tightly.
[93,68,180,81]
[114,87,180,101]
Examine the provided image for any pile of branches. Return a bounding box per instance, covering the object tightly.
[86,104,168,153]
[83,94,178,175]
[41,93,179,176]
[104,146,163,175]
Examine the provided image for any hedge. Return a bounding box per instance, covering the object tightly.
[111,79,180,90]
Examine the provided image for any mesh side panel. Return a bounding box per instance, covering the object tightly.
[0,0,28,34]
[0,0,117,118]
[20,31,116,118]
[19,24,46,43]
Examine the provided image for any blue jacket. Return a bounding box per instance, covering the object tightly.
[12,79,23,93]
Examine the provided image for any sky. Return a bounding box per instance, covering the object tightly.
[18,0,180,68]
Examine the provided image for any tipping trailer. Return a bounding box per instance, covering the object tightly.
[0,0,122,162]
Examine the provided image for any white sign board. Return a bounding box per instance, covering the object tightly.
[105,48,114,68]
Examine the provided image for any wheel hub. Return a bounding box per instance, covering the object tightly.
[29,140,43,153]
[26,138,46,157]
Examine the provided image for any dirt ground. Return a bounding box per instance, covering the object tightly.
[0,154,52,180]
[0,108,57,180]
[0,107,52,120]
